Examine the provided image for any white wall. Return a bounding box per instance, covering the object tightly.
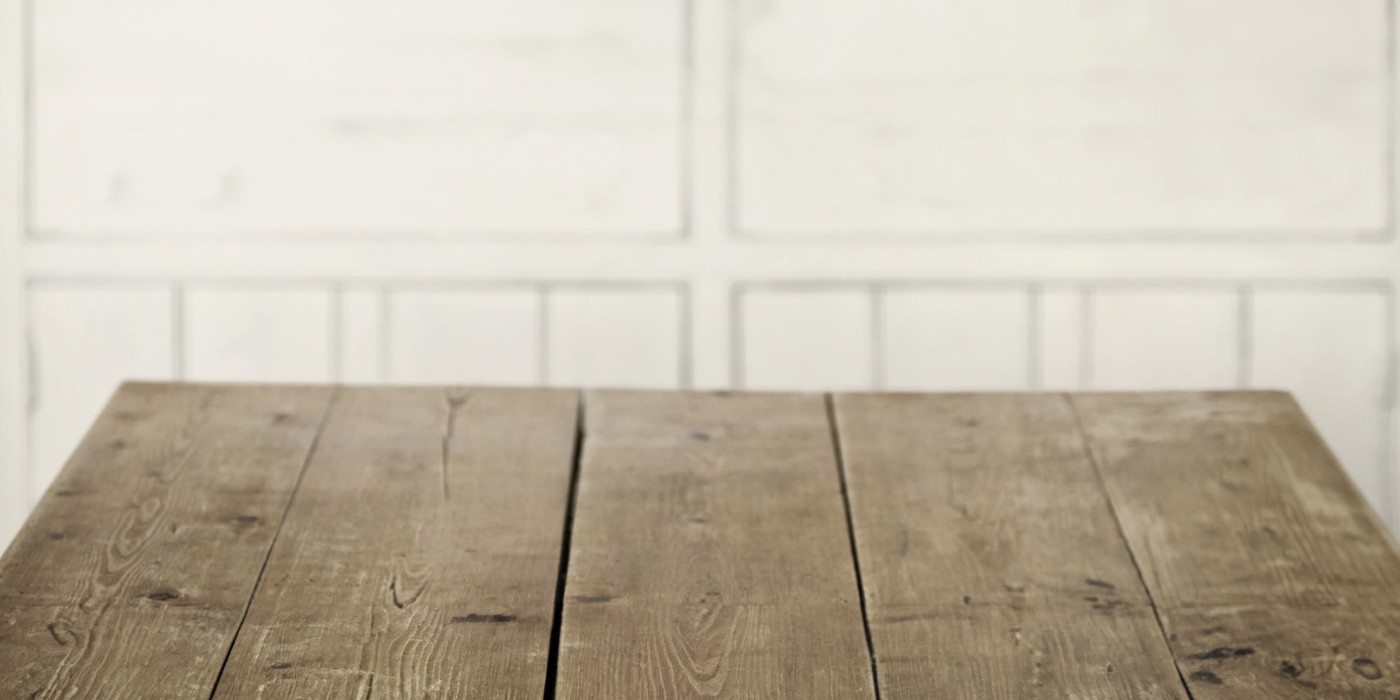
[3,0,1398,546]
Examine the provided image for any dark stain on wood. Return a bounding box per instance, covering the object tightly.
[1190,670,1224,684]
[1354,658,1384,681]
[451,613,517,624]
[1186,647,1255,661]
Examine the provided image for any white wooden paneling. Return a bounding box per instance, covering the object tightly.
[546,287,683,387]
[387,289,540,385]
[4,0,1400,544]
[1038,288,1087,390]
[740,288,872,389]
[28,286,173,502]
[880,287,1030,390]
[184,287,333,382]
[338,287,384,383]
[737,0,1388,235]
[1251,289,1391,519]
[1090,289,1242,390]
[32,0,683,237]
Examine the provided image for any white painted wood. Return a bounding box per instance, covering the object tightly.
[1038,288,1087,390]
[546,287,683,387]
[880,287,1030,390]
[740,288,873,390]
[2,0,1398,539]
[1090,289,1242,390]
[386,288,540,385]
[0,0,26,549]
[32,0,684,237]
[183,286,334,382]
[737,0,1387,235]
[1251,289,1392,524]
[28,286,174,502]
[338,286,384,383]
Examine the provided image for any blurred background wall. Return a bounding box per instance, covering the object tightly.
[1,0,1397,545]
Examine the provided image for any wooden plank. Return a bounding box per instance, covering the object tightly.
[1072,391,1400,698]
[211,386,579,699]
[557,390,875,698]
[0,382,333,699]
[833,392,1188,699]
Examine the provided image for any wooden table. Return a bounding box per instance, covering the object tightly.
[2,383,1398,699]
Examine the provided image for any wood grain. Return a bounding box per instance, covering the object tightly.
[1072,391,1400,698]
[0,382,333,699]
[210,386,579,700]
[833,392,1188,699]
[556,390,876,698]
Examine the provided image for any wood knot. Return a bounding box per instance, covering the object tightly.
[145,589,180,602]
[1354,658,1383,681]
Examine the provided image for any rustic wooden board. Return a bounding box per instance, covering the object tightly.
[211,386,579,699]
[0,382,333,699]
[1072,391,1400,698]
[833,392,1188,699]
[556,390,876,698]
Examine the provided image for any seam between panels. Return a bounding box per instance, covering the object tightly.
[206,386,340,700]
[543,390,586,699]
[1063,393,1196,700]
[825,393,883,700]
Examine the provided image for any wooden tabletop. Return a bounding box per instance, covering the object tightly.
[2,384,1398,699]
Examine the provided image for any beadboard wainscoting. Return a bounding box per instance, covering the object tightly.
[2,0,1399,546]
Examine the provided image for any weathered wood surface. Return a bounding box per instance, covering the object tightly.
[3,385,1400,698]
[0,382,333,699]
[211,386,579,700]
[555,390,876,698]
[833,393,1188,699]
[1072,391,1400,699]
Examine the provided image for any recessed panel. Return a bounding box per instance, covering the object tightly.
[387,289,540,385]
[547,288,684,387]
[737,0,1387,235]
[33,0,683,236]
[29,286,174,501]
[1090,289,1241,390]
[184,287,334,382]
[740,288,873,390]
[881,288,1030,390]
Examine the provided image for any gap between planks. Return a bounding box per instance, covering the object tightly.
[1064,393,1196,700]
[203,389,888,699]
[206,386,341,700]
[542,392,587,699]
[826,393,884,700]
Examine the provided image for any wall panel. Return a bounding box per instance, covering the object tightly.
[736,0,1388,236]
[387,288,540,385]
[28,285,174,501]
[740,288,873,390]
[184,287,334,382]
[1090,289,1242,390]
[546,287,684,387]
[32,0,684,237]
[880,287,1030,390]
